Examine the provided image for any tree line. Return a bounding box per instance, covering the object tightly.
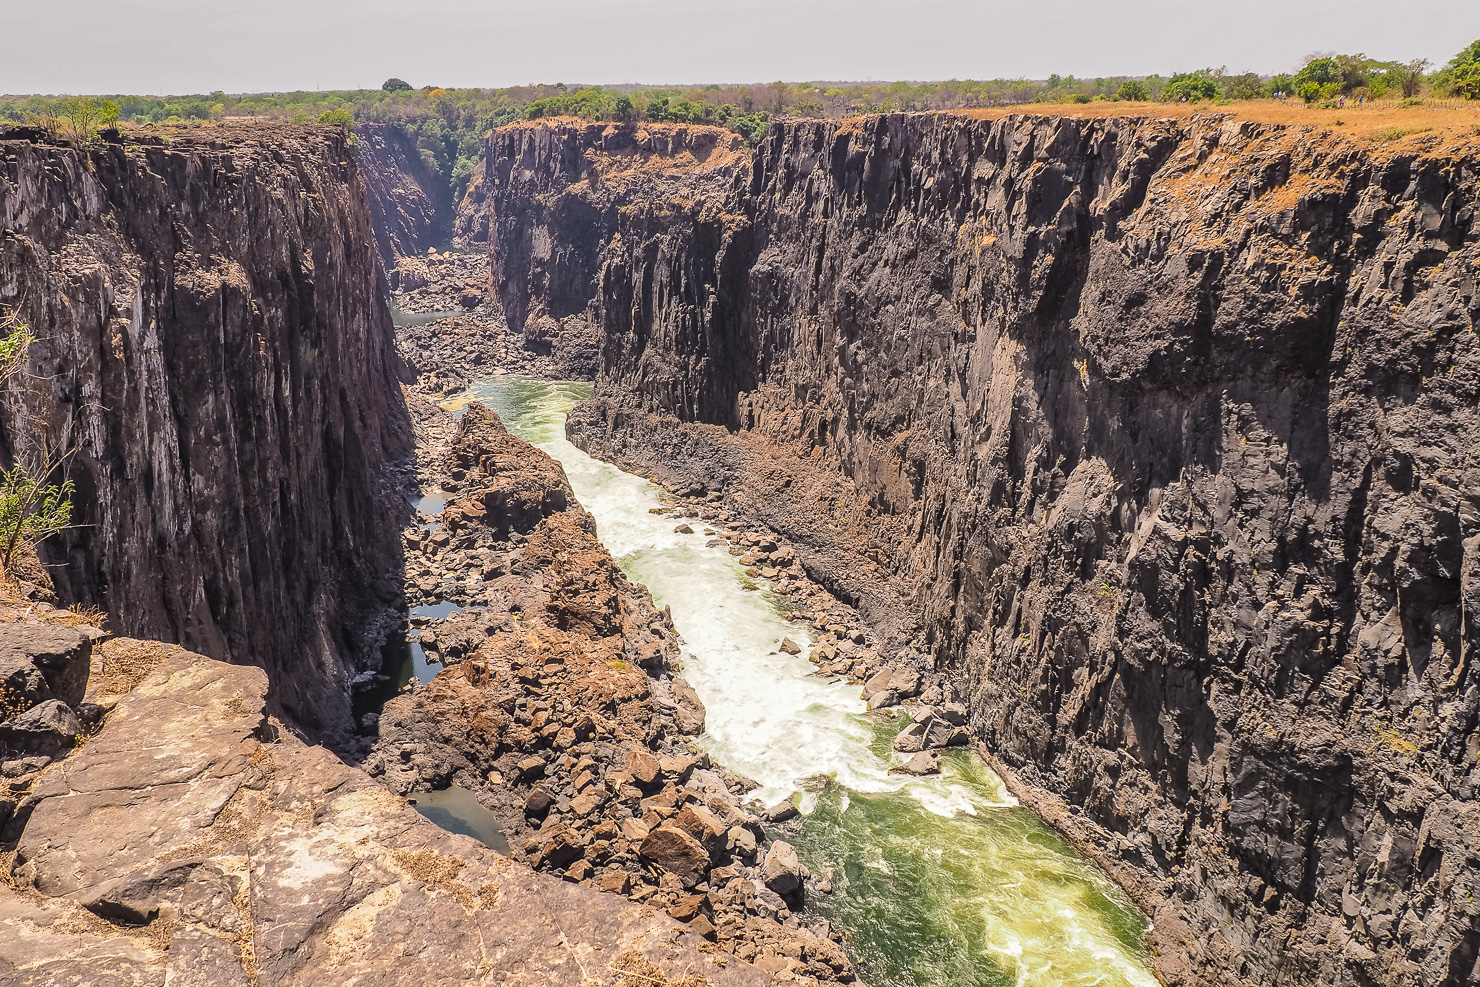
[4,40,1476,207]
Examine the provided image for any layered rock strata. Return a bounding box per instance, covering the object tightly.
[0,126,410,734]
[477,114,1480,987]
[0,603,766,987]
[366,402,853,983]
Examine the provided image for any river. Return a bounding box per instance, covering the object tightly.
[453,375,1159,987]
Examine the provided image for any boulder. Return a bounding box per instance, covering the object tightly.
[896,752,941,776]
[0,653,52,711]
[537,827,588,870]
[727,825,758,858]
[778,638,801,655]
[594,869,631,895]
[938,702,969,726]
[892,721,927,753]
[639,824,710,887]
[524,786,555,820]
[0,625,91,707]
[619,817,651,841]
[761,840,803,896]
[923,717,969,749]
[866,689,899,711]
[862,668,894,699]
[623,747,662,786]
[670,678,706,735]
[764,800,799,823]
[0,700,81,759]
[889,668,921,698]
[673,804,727,857]
[658,754,699,785]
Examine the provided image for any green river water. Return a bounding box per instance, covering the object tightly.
[453,375,1159,987]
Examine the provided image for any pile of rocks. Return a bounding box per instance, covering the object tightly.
[389,247,579,396]
[367,401,854,983]
[389,246,487,310]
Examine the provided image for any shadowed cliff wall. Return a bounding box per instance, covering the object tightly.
[0,126,411,734]
[480,114,1480,987]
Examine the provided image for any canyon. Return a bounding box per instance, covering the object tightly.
[1,107,1477,987]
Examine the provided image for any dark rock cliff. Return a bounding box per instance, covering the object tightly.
[0,125,411,735]
[479,114,1480,987]
[483,120,751,379]
[356,123,455,270]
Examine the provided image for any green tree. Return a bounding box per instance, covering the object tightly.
[1265,73,1295,97]
[318,108,354,130]
[1117,80,1150,101]
[1163,72,1219,102]
[1437,40,1480,98]
[1220,72,1265,100]
[60,98,102,142]
[1295,56,1340,88]
[1396,58,1429,97]
[0,323,75,580]
[382,78,413,92]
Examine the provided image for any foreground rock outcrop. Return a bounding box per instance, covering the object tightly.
[476,113,1480,987]
[0,125,411,734]
[0,605,769,987]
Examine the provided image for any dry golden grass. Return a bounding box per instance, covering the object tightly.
[91,638,177,698]
[953,98,1480,146]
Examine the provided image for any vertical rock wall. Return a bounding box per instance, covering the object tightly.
[480,113,1480,987]
[0,126,411,734]
[356,123,455,270]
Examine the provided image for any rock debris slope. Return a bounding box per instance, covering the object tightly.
[370,401,853,982]
[0,126,410,734]
[474,113,1480,987]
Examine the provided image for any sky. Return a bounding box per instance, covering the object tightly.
[3,0,1477,96]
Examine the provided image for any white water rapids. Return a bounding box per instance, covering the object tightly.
[450,375,1160,987]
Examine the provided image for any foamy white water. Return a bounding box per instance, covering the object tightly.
[453,376,1160,987]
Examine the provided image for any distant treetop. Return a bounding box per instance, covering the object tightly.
[382,78,413,92]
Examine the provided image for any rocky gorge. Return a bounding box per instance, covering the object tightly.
[2,104,1477,987]
[474,115,1480,987]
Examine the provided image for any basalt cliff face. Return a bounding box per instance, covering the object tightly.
[357,123,455,270]
[480,114,1480,986]
[484,120,751,378]
[0,126,410,734]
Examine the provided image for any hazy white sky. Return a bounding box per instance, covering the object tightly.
[4,0,1476,95]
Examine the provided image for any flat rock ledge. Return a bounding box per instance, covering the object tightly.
[0,642,767,987]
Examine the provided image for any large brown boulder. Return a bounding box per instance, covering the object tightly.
[761,840,803,897]
[639,824,710,887]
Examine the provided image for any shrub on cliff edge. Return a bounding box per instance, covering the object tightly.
[0,322,75,583]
